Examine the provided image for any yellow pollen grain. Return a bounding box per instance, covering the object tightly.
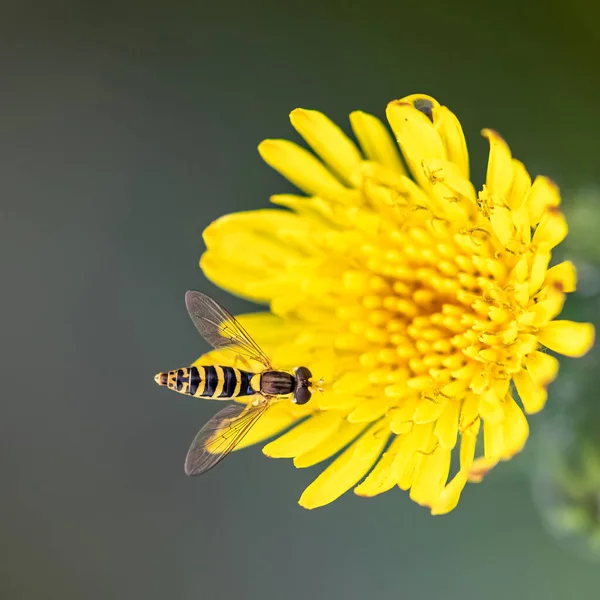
[336,304,364,320]
[365,327,389,344]
[396,299,419,318]
[412,289,436,306]
[349,320,369,335]
[378,348,401,365]
[368,309,393,325]
[368,275,391,293]
[392,282,412,296]
[360,351,380,369]
[408,357,428,374]
[455,255,477,273]
[386,319,407,332]
[438,259,459,276]
[432,339,453,353]
[363,295,383,309]
[396,342,418,359]
[369,368,392,384]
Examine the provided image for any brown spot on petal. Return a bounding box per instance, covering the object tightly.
[413,98,434,122]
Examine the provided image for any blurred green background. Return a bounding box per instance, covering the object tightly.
[3,1,600,598]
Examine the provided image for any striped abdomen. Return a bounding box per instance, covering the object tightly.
[155,366,256,399]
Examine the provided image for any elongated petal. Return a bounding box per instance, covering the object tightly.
[290,109,362,186]
[232,402,302,450]
[436,106,469,179]
[298,423,389,508]
[538,321,595,357]
[293,421,367,468]
[410,446,451,506]
[502,394,529,456]
[258,139,346,198]
[354,435,406,497]
[349,111,406,174]
[514,369,547,414]
[526,176,560,225]
[532,208,568,249]
[468,457,498,483]
[431,432,476,514]
[386,100,445,189]
[525,351,559,386]
[263,411,344,458]
[483,129,513,200]
[545,260,577,293]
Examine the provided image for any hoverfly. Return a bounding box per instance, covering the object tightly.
[155,290,320,476]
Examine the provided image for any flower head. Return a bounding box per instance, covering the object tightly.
[198,94,594,514]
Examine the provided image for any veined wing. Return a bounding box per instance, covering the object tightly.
[184,401,270,476]
[185,290,272,369]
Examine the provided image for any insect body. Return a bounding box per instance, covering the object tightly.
[154,290,317,477]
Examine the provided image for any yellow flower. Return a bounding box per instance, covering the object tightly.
[197,93,595,514]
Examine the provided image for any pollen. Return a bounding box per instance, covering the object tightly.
[197,94,595,514]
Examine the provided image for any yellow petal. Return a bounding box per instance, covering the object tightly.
[507,159,531,211]
[203,209,307,263]
[545,261,577,293]
[483,418,505,459]
[468,457,499,483]
[354,435,406,497]
[293,420,366,468]
[483,128,513,200]
[349,111,406,173]
[315,391,360,411]
[502,393,529,456]
[232,401,302,450]
[526,176,560,225]
[397,452,421,491]
[514,369,547,414]
[332,370,372,395]
[262,411,344,458]
[392,423,434,490]
[298,423,389,509]
[410,446,451,507]
[430,469,469,515]
[200,253,281,302]
[413,398,445,424]
[528,250,551,296]
[258,139,346,198]
[459,430,478,470]
[479,389,505,424]
[525,351,559,386]
[527,287,565,326]
[490,206,515,247]
[459,393,481,433]
[431,431,476,514]
[538,320,595,358]
[435,106,469,179]
[434,400,459,449]
[386,100,445,189]
[389,396,418,434]
[532,208,568,249]
[290,109,362,186]
[347,395,390,423]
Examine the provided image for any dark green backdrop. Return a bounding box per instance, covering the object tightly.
[3,1,600,598]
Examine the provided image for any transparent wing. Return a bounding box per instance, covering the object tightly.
[184,401,270,476]
[185,290,272,369]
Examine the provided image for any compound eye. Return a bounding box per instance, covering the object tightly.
[294,387,312,405]
[295,366,312,381]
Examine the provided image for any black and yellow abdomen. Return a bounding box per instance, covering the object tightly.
[154,366,257,399]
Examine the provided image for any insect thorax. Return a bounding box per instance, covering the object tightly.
[260,371,295,396]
